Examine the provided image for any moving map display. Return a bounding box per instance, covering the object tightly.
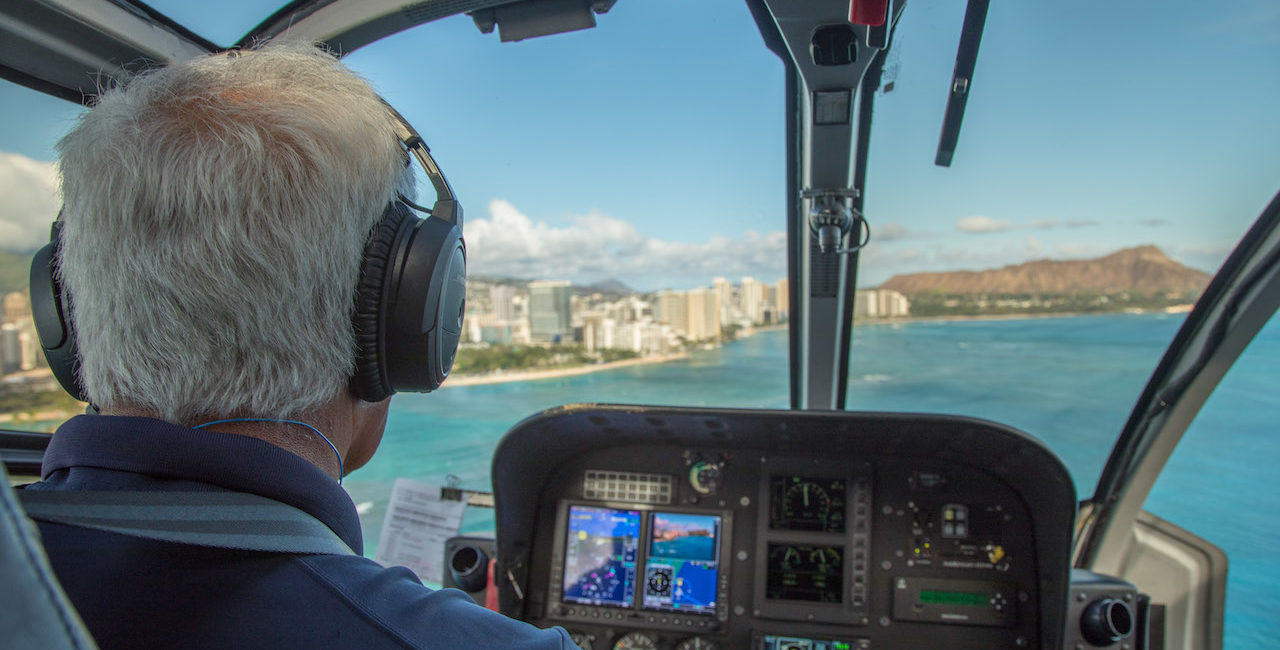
[562,506,641,608]
[642,512,722,614]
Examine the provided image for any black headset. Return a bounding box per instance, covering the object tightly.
[30,104,465,405]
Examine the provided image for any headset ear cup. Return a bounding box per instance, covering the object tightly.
[351,203,411,402]
[381,217,465,393]
[30,231,88,403]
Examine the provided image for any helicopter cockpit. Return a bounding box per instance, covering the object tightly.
[1,1,1278,650]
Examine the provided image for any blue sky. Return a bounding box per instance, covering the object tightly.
[2,0,1278,289]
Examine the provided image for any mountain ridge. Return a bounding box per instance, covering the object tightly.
[880,245,1210,295]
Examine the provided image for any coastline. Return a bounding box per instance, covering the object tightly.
[425,309,1194,389]
[444,351,691,388]
[855,305,1194,326]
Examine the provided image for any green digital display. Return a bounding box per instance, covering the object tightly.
[919,589,988,607]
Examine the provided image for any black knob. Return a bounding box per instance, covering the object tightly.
[448,544,489,592]
[1081,597,1135,646]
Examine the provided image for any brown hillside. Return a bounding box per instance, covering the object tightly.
[880,246,1210,295]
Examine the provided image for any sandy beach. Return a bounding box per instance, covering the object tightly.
[443,352,690,388]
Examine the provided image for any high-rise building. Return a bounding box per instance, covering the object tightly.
[740,277,763,324]
[712,277,735,324]
[655,289,722,341]
[775,278,790,319]
[18,325,38,370]
[854,290,879,318]
[1,323,20,375]
[581,313,616,352]
[878,289,910,318]
[528,280,572,343]
[854,289,910,319]
[657,290,687,334]
[490,285,517,321]
[685,288,721,341]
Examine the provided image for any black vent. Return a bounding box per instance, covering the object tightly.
[809,239,840,297]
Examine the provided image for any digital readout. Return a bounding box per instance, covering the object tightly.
[562,506,641,608]
[769,475,847,533]
[641,512,721,615]
[919,589,989,607]
[765,543,843,603]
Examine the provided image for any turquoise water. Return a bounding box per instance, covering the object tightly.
[347,312,1278,648]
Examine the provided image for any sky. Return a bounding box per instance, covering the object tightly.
[2,0,1279,290]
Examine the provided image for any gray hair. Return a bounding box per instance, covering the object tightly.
[57,42,408,423]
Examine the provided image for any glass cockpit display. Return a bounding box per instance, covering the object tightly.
[766,544,844,603]
[770,476,846,532]
[562,505,641,608]
[642,512,722,615]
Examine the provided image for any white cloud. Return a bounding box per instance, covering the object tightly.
[876,222,911,241]
[0,151,60,251]
[466,199,786,286]
[955,215,1009,233]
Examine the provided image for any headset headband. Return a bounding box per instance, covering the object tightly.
[386,103,463,229]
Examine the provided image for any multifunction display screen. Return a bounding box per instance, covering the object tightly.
[769,475,847,532]
[766,544,844,603]
[642,512,721,615]
[562,506,641,608]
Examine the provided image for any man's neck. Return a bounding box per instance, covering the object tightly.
[99,405,345,481]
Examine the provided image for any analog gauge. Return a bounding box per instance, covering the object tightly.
[674,637,719,650]
[613,632,658,650]
[771,476,847,532]
[688,461,723,495]
[785,481,831,523]
[569,631,594,650]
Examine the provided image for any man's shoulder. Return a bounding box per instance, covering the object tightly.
[295,553,573,649]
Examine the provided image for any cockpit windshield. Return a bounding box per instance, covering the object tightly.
[1,1,1277,647]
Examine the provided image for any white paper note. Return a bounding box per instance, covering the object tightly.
[374,478,467,586]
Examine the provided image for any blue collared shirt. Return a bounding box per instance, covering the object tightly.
[27,415,575,650]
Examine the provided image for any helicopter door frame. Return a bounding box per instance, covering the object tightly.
[1074,189,1280,650]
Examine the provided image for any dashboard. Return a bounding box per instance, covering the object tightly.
[488,406,1077,650]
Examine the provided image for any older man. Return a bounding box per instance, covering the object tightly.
[23,43,575,649]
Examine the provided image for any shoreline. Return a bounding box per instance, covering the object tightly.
[444,352,690,388]
[440,309,1185,388]
[855,306,1193,326]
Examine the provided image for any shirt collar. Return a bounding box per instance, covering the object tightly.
[42,415,363,555]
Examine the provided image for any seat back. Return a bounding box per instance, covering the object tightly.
[0,462,98,650]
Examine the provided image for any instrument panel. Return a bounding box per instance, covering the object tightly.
[491,407,1076,650]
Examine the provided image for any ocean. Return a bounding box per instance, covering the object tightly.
[345,312,1278,648]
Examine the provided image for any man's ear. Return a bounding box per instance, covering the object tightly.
[343,395,391,474]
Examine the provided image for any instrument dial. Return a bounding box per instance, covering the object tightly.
[569,631,594,650]
[785,481,831,522]
[771,476,847,532]
[689,461,723,495]
[613,632,658,650]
